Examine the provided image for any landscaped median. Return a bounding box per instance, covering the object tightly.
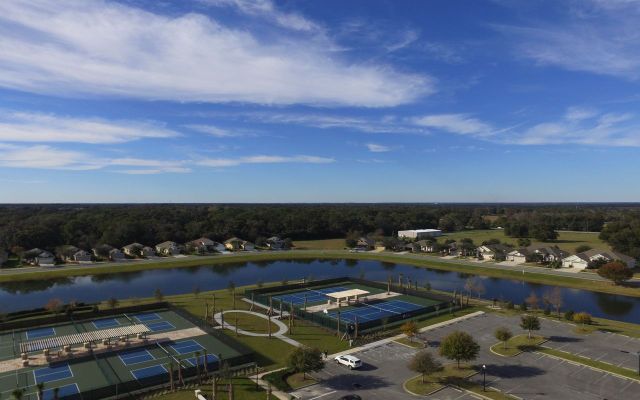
[490,334,546,357]
[403,364,515,399]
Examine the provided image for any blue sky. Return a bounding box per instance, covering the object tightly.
[1,0,640,202]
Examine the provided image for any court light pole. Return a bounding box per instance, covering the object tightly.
[637,350,640,376]
[482,364,487,391]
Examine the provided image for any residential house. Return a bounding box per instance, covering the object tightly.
[241,240,255,251]
[562,249,636,270]
[416,240,437,253]
[266,236,286,250]
[109,248,126,261]
[55,245,80,263]
[92,244,114,260]
[356,237,375,250]
[72,250,92,263]
[476,244,511,261]
[17,248,52,266]
[188,237,216,254]
[122,243,145,257]
[506,249,528,264]
[224,237,244,251]
[404,242,421,253]
[442,242,459,256]
[141,246,156,257]
[155,241,181,256]
[527,246,569,264]
[35,250,55,267]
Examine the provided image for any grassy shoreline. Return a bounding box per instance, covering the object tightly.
[1,250,638,298]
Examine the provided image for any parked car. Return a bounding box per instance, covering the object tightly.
[338,395,362,400]
[334,354,362,369]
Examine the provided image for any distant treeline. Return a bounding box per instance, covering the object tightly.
[0,203,639,257]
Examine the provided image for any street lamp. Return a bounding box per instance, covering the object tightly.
[637,351,640,376]
[482,364,487,391]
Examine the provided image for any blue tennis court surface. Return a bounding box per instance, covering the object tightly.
[273,286,348,305]
[26,327,56,340]
[33,363,73,384]
[170,339,203,355]
[327,300,424,323]
[131,364,167,380]
[119,349,155,366]
[42,383,79,400]
[184,353,218,367]
[146,320,175,332]
[134,313,162,322]
[92,318,120,329]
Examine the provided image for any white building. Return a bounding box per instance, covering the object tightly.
[397,229,442,240]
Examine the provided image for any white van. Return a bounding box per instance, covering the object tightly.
[334,354,362,369]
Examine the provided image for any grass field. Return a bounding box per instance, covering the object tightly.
[292,238,345,250]
[223,311,280,335]
[490,334,546,357]
[404,364,476,395]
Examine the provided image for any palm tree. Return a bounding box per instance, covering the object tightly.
[167,361,174,392]
[36,383,45,400]
[194,351,201,384]
[11,388,24,400]
[203,349,209,376]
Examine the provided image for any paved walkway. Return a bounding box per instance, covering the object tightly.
[213,310,303,348]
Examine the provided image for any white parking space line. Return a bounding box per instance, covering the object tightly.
[309,391,337,400]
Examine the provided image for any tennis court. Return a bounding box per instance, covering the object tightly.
[169,339,203,355]
[92,318,121,329]
[119,349,155,366]
[327,299,424,323]
[26,327,56,340]
[146,320,176,332]
[133,313,162,323]
[41,383,79,400]
[130,364,167,380]
[273,286,348,305]
[33,363,73,384]
[1,308,253,399]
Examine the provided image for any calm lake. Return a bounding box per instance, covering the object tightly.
[1,259,639,323]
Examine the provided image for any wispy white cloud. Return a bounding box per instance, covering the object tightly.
[495,1,640,79]
[0,145,191,172]
[185,124,252,138]
[204,111,428,134]
[414,114,494,137]
[197,154,335,167]
[200,0,321,32]
[0,111,178,144]
[365,143,391,153]
[0,0,432,107]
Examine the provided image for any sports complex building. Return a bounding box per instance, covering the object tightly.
[247,277,455,336]
[0,306,253,399]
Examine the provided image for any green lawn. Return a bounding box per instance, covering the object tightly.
[292,238,346,250]
[394,337,426,348]
[404,364,476,395]
[440,230,609,253]
[490,334,546,357]
[286,372,317,389]
[537,347,640,382]
[153,377,277,400]
[223,311,280,335]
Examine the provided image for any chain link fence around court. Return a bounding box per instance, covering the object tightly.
[246,277,458,334]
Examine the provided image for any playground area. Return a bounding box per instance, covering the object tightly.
[248,278,453,334]
[0,309,250,399]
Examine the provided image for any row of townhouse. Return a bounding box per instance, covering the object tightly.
[12,236,288,267]
[476,244,635,270]
[354,235,635,271]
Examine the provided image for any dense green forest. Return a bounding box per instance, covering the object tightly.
[0,203,639,258]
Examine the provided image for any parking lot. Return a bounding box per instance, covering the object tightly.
[291,312,640,400]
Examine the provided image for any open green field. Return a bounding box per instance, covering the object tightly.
[292,238,346,250]
[440,230,609,253]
